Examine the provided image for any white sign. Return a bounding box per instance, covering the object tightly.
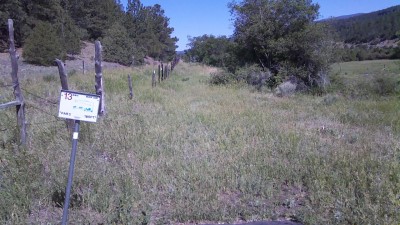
[58,90,100,123]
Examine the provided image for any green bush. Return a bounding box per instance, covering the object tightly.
[22,22,64,66]
[235,64,272,89]
[209,70,235,85]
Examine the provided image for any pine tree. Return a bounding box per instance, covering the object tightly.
[65,0,124,40]
[124,2,177,62]
[23,22,63,66]
[59,16,81,55]
[0,0,27,50]
[21,0,63,30]
[103,22,134,66]
[58,2,81,56]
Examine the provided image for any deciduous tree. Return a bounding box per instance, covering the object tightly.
[229,0,334,87]
[186,35,236,69]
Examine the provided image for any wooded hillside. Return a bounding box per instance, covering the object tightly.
[320,5,400,61]
[0,0,178,66]
[324,5,400,43]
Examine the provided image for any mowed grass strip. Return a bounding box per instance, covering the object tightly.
[0,61,399,224]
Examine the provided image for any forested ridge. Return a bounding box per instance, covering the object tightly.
[323,5,400,43]
[0,0,178,66]
[321,5,400,61]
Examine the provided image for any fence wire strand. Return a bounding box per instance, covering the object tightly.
[27,102,59,119]
[5,88,66,126]
[21,87,58,105]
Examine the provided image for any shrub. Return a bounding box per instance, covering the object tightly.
[235,64,272,89]
[209,70,235,85]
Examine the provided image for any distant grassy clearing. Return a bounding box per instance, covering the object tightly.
[0,61,399,224]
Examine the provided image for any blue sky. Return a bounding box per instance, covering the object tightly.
[121,0,400,51]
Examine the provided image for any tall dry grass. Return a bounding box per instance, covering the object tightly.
[0,60,399,224]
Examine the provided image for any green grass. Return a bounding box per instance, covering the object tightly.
[0,60,399,224]
[329,59,400,97]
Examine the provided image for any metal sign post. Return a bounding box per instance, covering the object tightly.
[58,90,100,224]
[61,120,80,225]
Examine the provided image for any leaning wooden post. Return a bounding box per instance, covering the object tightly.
[95,41,105,116]
[55,59,74,132]
[152,70,156,87]
[128,74,133,99]
[56,59,69,90]
[8,19,26,145]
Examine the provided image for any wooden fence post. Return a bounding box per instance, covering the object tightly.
[171,55,179,71]
[161,63,164,81]
[164,64,168,80]
[95,41,105,116]
[158,64,161,83]
[171,57,175,71]
[55,59,74,132]
[167,64,170,78]
[152,70,156,87]
[128,74,133,99]
[82,60,85,75]
[8,19,26,145]
[55,59,69,90]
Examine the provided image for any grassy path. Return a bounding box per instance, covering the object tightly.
[1,62,399,224]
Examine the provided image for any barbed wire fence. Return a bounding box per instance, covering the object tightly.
[1,21,106,144]
[21,87,64,126]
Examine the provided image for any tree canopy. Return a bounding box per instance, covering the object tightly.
[125,1,178,63]
[185,35,236,68]
[186,0,335,88]
[0,0,178,66]
[103,22,134,66]
[231,0,332,83]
